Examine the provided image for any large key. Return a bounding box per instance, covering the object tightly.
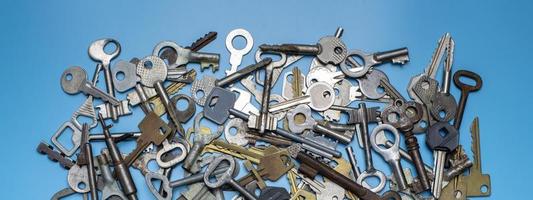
[60,66,120,106]
[204,155,258,200]
[152,40,220,70]
[123,112,172,167]
[259,27,347,65]
[225,28,254,75]
[370,124,408,191]
[463,117,491,197]
[340,47,409,78]
[426,121,459,199]
[89,39,121,120]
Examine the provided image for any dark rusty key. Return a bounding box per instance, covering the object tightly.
[453,70,483,130]
[36,142,75,169]
[123,112,172,167]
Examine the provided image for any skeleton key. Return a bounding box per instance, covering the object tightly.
[226,28,254,75]
[60,66,120,106]
[88,38,121,120]
[259,27,347,65]
[340,47,409,78]
[36,141,75,169]
[152,40,220,71]
[463,117,491,197]
[123,112,172,167]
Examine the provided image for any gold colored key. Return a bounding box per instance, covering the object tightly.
[462,117,491,197]
[150,70,196,116]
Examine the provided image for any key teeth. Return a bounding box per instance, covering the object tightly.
[187,31,217,51]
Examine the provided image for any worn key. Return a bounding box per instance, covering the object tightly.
[60,66,120,106]
[152,40,220,70]
[259,27,347,65]
[453,70,483,130]
[340,47,409,78]
[370,124,408,191]
[123,112,172,167]
[89,38,121,120]
[204,155,258,200]
[429,36,457,122]
[463,117,491,197]
[269,81,336,112]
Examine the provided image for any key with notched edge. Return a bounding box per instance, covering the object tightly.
[37,142,75,169]
[122,112,173,167]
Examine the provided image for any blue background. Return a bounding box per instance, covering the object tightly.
[1,0,531,199]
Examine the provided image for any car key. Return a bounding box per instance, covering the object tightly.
[60,66,120,106]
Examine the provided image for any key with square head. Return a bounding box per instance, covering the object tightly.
[89,38,121,120]
[226,28,254,75]
[463,117,491,197]
[61,66,120,106]
[123,111,172,167]
[340,47,409,78]
[426,121,459,199]
[259,27,347,65]
[204,155,258,200]
[152,40,220,71]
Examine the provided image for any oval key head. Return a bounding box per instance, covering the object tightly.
[203,155,236,188]
[61,66,87,94]
[88,39,121,65]
[136,55,167,87]
[453,70,483,92]
[426,122,459,151]
[370,124,400,160]
[145,172,171,200]
[226,28,254,57]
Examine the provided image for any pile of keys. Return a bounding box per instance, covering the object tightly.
[38,27,492,200]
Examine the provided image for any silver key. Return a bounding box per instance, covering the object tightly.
[429,37,457,122]
[370,124,408,191]
[204,155,258,200]
[269,81,335,112]
[225,28,254,75]
[340,47,409,78]
[61,66,120,106]
[152,40,220,70]
[88,38,121,120]
[305,65,344,87]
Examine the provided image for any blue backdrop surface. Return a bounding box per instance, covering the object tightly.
[0,0,531,199]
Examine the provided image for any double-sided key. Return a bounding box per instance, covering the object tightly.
[259,27,347,65]
[123,112,172,167]
[152,40,220,70]
[428,36,457,122]
[426,121,459,199]
[61,66,120,106]
[204,155,258,200]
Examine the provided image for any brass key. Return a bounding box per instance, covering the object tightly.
[123,112,172,167]
[463,117,491,197]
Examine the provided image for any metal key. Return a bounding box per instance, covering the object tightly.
[269,81,335,112]
[429,36,457,122]
[183,112,223,171]
[463,117,491,197]
[89,38,121,120]
[346,146,361,180]
[356,103,387,193]
[370,124,408,191]
[123,112,172,167]
[259,27,347,65]
[60,66,120,106]
[453,70,483,130]
[340,47,409,78]
[226,28,254,75]
[204,155,258,200]
[152,40,220,70]
[426,121,459,199]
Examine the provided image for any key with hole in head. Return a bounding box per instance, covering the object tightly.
[60,66,120,106]
[259,27,347,65]
[89,39,121,120]
[340,47,409,78]
[429,36,457,122]
[226,28,254,75]
[152,40,220,71]
[462,117,491,197]
[204,155,258,200]
[427,121,459,199]
[123,112,172,167]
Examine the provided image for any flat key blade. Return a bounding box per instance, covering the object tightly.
[465,117,491,197]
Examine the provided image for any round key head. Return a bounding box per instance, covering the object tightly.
[358,69,389,100]
[61,66,87,94]
[340,49,373,78]
[136,55,167,87]
[426,122,459,151]
[152,41,188,68]
[112,60,139,92]
[88,38,121,65]
[203,155,236,188]
[317,36,347,65]
[306,81,335,111]
[226,28,254,56]
[370,124,401,162]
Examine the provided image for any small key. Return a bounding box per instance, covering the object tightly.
[204,155,258,200]
[340,47,409,78]
[123,112,172,167]
[89,38,121,120]
[370,124,408,191]
[226,28,254,75]
[61,66,120,106]
[152,40,220,70]
[36,141,75,169]
[463,117,491,197]
[259,27,347,65]
[183,112,223,171]
[426,122,459,199]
